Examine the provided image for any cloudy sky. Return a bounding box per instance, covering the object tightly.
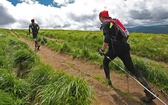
[0,0,168,30]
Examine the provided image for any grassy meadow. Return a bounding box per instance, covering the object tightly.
[0,28,168,104]
[0,29,93,105]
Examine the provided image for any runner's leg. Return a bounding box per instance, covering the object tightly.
[118,51,156,102]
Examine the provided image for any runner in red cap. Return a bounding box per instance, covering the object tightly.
[28,19,40,50]
[98,10,157,103]
[99,10,110,18]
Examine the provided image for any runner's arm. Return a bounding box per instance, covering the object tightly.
[28,24,31,35]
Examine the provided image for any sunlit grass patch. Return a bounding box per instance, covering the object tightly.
[0,29,95,105]
[33,71,94,105]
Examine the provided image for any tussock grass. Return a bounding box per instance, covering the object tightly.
[0,29,94,105]
[60,42,72,53]
[30,29,168,93]
[13,49,36,77]
[34,71,93,105]
[13,49,36,68]
[28,64,54,87]
[1,28,168,101]
[27,62,94,105]
[13,79,30,99]
[0,68,15,92]
[129,33,168,63]
[132,57,168,90]
[0,68,29,104]
[0,90,15,105]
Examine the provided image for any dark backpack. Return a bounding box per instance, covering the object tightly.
[31,23,38,32]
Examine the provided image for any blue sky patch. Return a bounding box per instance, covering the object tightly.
[8,0,59,7]
[8,0,21,6]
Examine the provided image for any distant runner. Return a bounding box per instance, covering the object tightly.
[28,19,40,50]
[98,10,156,103]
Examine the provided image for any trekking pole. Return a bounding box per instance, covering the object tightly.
[126,74,129,93]
[104,55,167,105]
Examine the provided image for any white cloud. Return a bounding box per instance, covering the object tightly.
[20,0,37,4]
[0,0,168,30]
[53,0,75,6]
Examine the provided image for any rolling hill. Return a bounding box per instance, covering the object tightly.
[128,24,168,34]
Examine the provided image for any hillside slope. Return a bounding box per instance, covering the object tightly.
[128,25,168,34]
[16,35,168,105]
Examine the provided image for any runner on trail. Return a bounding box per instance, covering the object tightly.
[28,19,40,50]
[98,10,156,103]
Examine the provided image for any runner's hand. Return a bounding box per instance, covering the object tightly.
[99,49,104,56]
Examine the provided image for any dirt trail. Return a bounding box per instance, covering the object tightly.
[18,36,168,105]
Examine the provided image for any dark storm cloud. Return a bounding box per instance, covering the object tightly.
[67,13,96,22]
[1,0,167,30]
[129,9,152,20]
[152,9,168,20]
[128,7,168,27]
[18,19,30,28]
[130,9,168,20]
[53,23,71,29]
[0,4,16,26]
[65,10,98,30]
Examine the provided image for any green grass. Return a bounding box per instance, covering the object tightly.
[33,71,93,105]
[0,90,16,105]
[129,33,168,63]
[0,29,94,105]
[1,28,168,100]
[33,29,168,93]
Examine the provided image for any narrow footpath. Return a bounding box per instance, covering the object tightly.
[18,35,168,105]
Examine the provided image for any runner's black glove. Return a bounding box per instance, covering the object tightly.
[99,49,104,56]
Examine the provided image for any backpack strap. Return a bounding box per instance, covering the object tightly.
[106,19,119,40]
[111,19,129,42]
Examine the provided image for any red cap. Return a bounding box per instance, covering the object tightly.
[99,10,109,18]
[31,19,35,22]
